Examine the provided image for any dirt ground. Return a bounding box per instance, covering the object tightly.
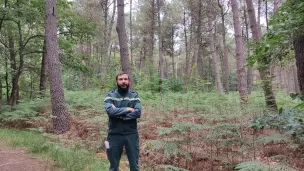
[0,143,62,171]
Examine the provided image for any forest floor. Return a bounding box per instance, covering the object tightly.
[0,142,62,171]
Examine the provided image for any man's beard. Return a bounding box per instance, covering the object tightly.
[117,83,129,94]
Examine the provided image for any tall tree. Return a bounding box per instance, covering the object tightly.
[45,0,70,133]
[208,15,224,93]
[40,39,47,97]
[156,0,164,94]
[130,0,133,66]
[116,0,133,88]
[294,35,304,94]
[231,0,248,105]
[183,7,190,90]
[218,0,230,93]
[246,0,278,111]
[157,0,164,79]
[243,3,253,94]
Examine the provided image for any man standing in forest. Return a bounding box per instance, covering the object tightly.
[104,71,141,171]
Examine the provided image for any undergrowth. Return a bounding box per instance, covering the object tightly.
[0,90,302,170]
[0,128,108,171]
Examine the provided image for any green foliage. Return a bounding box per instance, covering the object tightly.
[248,0,304,66]
[158,122,203,136]
[235,161,296,171]
[158,164,189,171]
[0,98,49,121]
[251,108,304,139]
[257,134,291,145]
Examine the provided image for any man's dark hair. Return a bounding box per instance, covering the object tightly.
[116,71,130,81]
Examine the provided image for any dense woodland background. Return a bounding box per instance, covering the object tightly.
[0,0,304,170]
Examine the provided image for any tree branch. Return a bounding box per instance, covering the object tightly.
[22,34,44,49]
[23,50,45,56]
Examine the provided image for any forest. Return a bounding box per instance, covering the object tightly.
[0,0,303,170]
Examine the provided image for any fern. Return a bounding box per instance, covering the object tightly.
[257,134,291,145]
[158,122,203,136]
[158,164,189,171]
[235,161,296,171]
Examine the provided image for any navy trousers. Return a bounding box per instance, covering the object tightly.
[106,133,140,171]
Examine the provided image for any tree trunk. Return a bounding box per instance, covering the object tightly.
[40,38,47,97]
[294,35,304,95]
[274,0,279,12]
[157,0,164,79]
[183,9,190,91]
[258,0,261,30]
[139,38,147,70]
[8,29,19,106]
[101,0,116,79]
[0,78,2,103]
[293,65,300,93]
[196,0,204,80]
[244,4,253,94]
[246,0,277,111]
[45,0,69,134]
[231,0,248,105]
[10,75,19,106]
[116,0,133,89]
[148,0,155,66]
[218,0,230,93]
[265,0,269,30]
[171,26,175,78]
[130,0,133,66]
[5,57,9,103]
[208,17,224,94]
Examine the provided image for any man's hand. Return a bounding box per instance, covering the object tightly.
[126,107,134,112]
[111,104,116,108]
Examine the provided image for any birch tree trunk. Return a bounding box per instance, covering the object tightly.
[231,0,248,105]
[45,0,69,134]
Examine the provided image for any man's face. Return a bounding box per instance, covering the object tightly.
[116,74,130,89]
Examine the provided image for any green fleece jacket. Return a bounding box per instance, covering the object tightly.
[104,89,141,135]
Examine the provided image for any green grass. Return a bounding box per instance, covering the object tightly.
[0,129,109,171]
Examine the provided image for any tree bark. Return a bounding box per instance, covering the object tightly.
[183,8,190,91]
[170,26,175,78]
[246,0,277,111]
[45,0,70,134]
[101,0,116,79]
[0,78,2,103]
[208,17,224,94]
[231,0,248,105]
[293,65,300,93]
[197,0,204,80]
[116,0,133,89]
[148,0,155,66]
[218,0,230,93]
[265,0,269,30]
[40,38,47,97]
[244,4,253,94]
[294,35,304,95]
[5,57,9,103]
[157,0,164,79]
[130,0,133,66]
[274,0,279,12]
